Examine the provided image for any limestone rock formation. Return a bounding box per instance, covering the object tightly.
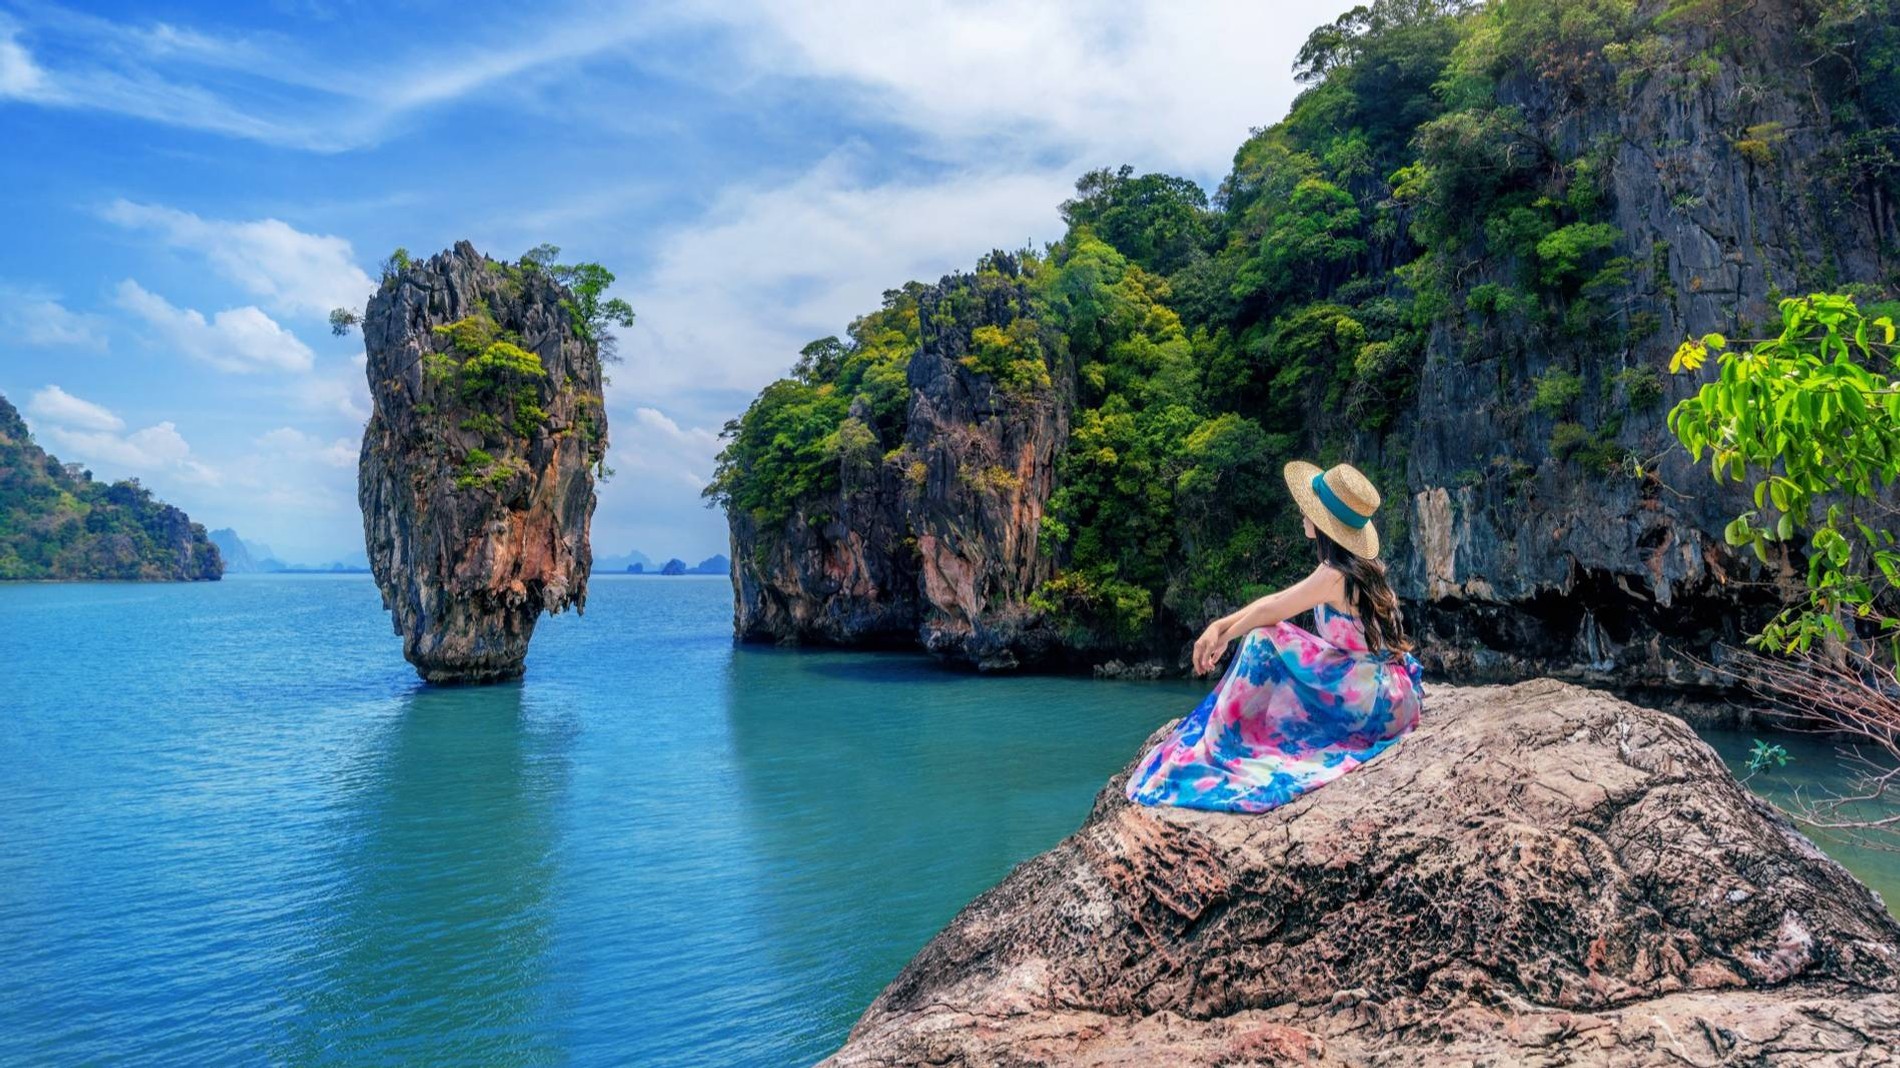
[358,242,608,683]
[725,0,1899,688]
[1393,0,1895,688]
[825,680,1900,1066]
[732,257,1071,670]
[0,392,221,582]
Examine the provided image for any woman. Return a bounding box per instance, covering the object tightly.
[1125,460,1424,813]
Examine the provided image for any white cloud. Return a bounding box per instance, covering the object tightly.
[690,0,1343,179]
[101,200,374,318]
[114,279,315,373]
[0,5,677,151]
[624,149,1071,396]
[28,385,123,432]
[0,18,47,98]
[290,363,371,422]
[23,385,220,486]
[0,286,107,348]
[612,406,722,489]
[256,425,356,468]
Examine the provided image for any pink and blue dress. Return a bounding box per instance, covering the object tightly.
[1126,602,1424,813]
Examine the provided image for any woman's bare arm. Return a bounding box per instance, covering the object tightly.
[1222,565,1342,637]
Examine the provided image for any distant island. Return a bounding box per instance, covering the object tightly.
[0,393,221,581]
[208,529,370,574]
[620,553,728,576]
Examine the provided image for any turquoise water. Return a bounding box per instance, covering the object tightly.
[3,575,1895,1066]
[0,574,1204,1066]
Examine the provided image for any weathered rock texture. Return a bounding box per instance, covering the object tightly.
[359,242,608,683]
[733,258,1073,670]
[729,0,1898,688]
[825,680,1900,1066]
[1392,0,1896,689]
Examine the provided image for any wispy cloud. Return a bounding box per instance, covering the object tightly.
[255,425,355,469]
[100,200,374,319]
[114,279,315,373]
[0,14,47,96]
[623,147,1070,396]
[0,284,107,348]
[0,2,680,150]
[28,383,120,431]
[693,0,1312,179]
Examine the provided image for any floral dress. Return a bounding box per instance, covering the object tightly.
[1125,603,1424,813]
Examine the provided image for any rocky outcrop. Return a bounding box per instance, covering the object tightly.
[732,257,1071,670]
[0,393,221,582]
[825,680,1900,1066]
[725,0,1897,688]
[1393,0,1895,688]
[358,242,608,684]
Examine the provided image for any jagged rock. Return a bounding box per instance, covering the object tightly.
[358,242,608,684]
[732,257,1071,669]
[726,0,1899,688]
[1393,0,1895,687]
[824,680,1900,1066]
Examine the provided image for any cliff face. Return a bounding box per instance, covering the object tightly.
[825,680,1900,1066]
[732,261,1071,669]
[1397,0,1897,687]
[725,0,1898,686]
[0,393,221,582]
[358,242,608,684]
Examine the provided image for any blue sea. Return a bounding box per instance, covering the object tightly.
[1,574,1891,1065]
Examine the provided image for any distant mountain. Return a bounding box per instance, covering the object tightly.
[207,529,284,572]
[0,393,221,581]
[210,529,368,573]
[622,553,727,575]
[596,548,654,571]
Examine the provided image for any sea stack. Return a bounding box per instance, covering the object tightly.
[358,241,608,684]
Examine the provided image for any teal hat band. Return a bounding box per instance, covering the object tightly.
[1311,472,1370,529]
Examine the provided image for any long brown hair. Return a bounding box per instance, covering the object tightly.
[1313,528,1413,655]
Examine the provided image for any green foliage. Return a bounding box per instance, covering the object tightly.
[454,448,525,492]
[705,283,925,526]
[0,397,220,580]
[1612,365,1664,408]
[1746,739,1793,774]
[1530,367,1584,416]
[1667,293,1900,653]
[962,320,1052,395]
[1060,166,1214,275]
[1535,222,1622,289]
[378,247,413,286]
[516,244,638,362]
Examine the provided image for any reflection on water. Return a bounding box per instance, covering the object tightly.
[283,683,573,1065]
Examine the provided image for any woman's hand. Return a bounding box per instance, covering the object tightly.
[1192,621,1229,676]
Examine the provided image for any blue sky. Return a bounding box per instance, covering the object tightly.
[0,0,1348,564]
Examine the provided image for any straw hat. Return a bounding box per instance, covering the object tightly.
[1284,460,1381,559]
